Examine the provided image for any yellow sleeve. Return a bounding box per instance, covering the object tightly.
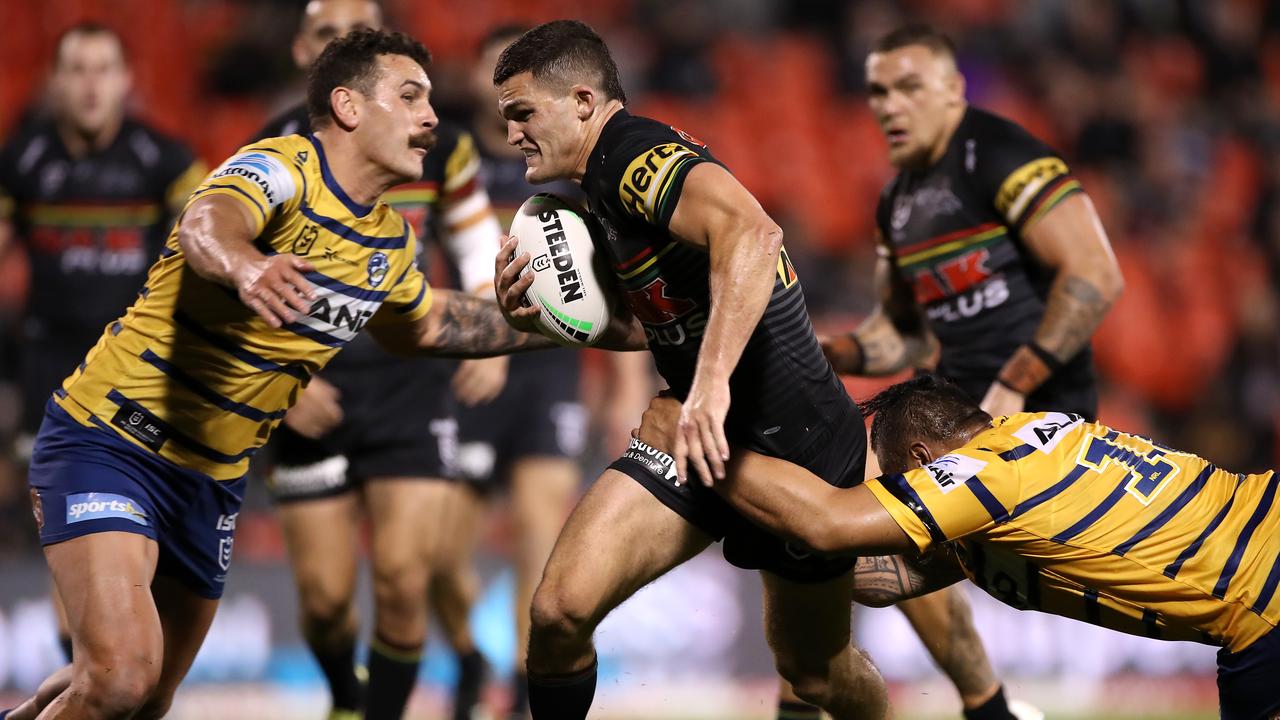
[186,146,304,236]
[374,229,433,324]
[864,447,1018,554]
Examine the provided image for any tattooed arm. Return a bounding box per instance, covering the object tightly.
[369,288,559,358]
[852,547,967,607]
[822,246,938,376]
[990,193,1123,399]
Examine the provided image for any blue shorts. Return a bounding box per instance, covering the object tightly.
[27,400,246,599]
[1219,624,1280,719]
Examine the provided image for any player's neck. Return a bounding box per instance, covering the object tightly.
[312,128,401,207]
[570,100,625,183]
[55,112,123,158]
[923,103,968,168]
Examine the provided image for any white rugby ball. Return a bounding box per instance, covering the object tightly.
[510,193,612,346]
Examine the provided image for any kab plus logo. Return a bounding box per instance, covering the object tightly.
[66,492,149,526]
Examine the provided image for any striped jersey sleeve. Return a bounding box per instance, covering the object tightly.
[970,115,1082,233]
[188,143,304,235]
[866,445,1019,553]
[607,136,713,229]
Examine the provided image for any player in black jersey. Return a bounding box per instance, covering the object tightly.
[820,25,1124,720]
[0,21,206,667]
[255,3,506,720]
[0,22,205,457]
[491,21,887,720]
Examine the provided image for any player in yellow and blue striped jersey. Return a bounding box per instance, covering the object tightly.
[1,29,623,720]
[634,375,1280,719]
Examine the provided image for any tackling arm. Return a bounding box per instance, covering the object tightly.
[851,550,967,607]
[369,287,557,358]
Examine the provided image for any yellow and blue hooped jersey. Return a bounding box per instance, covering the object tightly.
[54,134,432,481]
[866,412,1280,652]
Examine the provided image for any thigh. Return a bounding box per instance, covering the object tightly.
[510,457,579,528]
[276,492,361,598]
[538,468,714,621]
[145,573,221,712]
[761,569,856,665]
[46,531,162,665]
[363,477,471,568]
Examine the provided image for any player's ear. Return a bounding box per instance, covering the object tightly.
[946,70,965,106]
[572,85,596,120]
[330,86,360,130]
[908,440,933,469]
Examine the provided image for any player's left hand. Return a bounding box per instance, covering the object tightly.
[980,381,1026,418]
[675,378,731,487]
[453,356,509,406]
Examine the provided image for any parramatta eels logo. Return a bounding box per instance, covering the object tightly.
[367,252,389,287]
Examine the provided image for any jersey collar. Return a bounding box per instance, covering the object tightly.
[306,133,375,218]
[581,108,632,191]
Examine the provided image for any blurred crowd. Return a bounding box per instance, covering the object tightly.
[0,0,1277,555]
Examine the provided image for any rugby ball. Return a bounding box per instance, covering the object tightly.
[510,193,613,346]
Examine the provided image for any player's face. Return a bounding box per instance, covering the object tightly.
[352,54,438,183]
[498,72,587,183]
[51,33,130,139]
[472,40,512,128]
[865,45,964,169]
[293,0,382,69]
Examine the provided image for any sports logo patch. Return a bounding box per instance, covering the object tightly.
[622,437,679,485]
[1013,412,1083,454]
[618,143,699,224]
[212,151,297,208]
[923,454,987,494]
[66,492,149,526]
[367,252,389,287]
[218,536,234,571]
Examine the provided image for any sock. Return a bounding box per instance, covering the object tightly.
[778,699,823,719]
[365,636,423,720]
[58,634,73,663]
[308,638,362,713]
[963,685,1016,720]
[510,672,529,717]
[452,649,487,720]
[527,657,596,720]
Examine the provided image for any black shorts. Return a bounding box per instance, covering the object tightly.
[1218,624,1280,720]
[454,349,585,487]
[611,395,867,584]
[266,357,458,503]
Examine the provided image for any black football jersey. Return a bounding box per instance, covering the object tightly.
[876,107,1097,418]
[0,117,203,348]
[582,109,855,457]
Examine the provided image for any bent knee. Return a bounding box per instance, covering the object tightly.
[75,657,162,717]
[529,582,599,641]
[297,581,356,626]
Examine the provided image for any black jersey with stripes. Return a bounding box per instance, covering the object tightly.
[876,106,1097,418]
[0,117,203,349]
[582,109,854,457]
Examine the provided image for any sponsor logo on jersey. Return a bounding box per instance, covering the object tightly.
[213,152,297,208]
[110,402,168,451]
[623,437,679,484]
[293,224,318,255]
[994,156,1069,224]
[923,454,987,494]
[66,492,149,525]
[618,143,698,223]
[924,276,1009,323]
[367,251,389,287]
[625,277,706,347]
[306,295,376,338]
[537,210,585,303]
[1014,412,1083,453]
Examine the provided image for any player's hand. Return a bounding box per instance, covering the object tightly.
[284,376,342,439]
[635,393,682,449]
[234,254,315,328]
[675,378,731,487]
[453,356,509,406]
[819,332,863,375]
[980,381,1026,418]
[495,236,541,334]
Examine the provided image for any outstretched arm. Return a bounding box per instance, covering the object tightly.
[851,550,967,607]
[369,288,557,358]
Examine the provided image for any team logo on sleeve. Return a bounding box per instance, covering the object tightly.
[212,151,297,208]
[618,143,699,224]
[923,454,987,494]
[367,252,389,287]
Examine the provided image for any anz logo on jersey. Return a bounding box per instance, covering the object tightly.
[300,286,381,344]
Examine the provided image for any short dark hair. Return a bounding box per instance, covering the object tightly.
[306,28,431,128]
[872,23,957,60]
[54,21,127,67]
[492,20,626,104]
[863,374,990,470]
